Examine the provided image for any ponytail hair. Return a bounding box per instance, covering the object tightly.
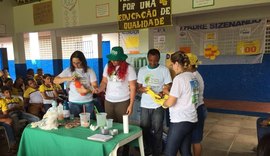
[170,51,190,69]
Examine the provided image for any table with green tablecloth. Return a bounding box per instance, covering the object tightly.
[17,121,144,156]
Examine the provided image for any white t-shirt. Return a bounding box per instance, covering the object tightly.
[103,64,137,102]
[193,71,204,108]
[137,65,172,109]
[58,67,97,103]
[169,72,198,123]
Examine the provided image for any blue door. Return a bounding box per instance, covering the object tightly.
[102,41,110,69]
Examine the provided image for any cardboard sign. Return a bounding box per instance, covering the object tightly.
[118,0,172,30]
[33,1,53,25]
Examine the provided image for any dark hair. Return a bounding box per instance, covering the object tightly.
[25,78,35,85]
[2,67,8,72]
[170,51,190,68]
[147,49,160,60]
[27,68,34,73]
[14,76,24,86]
[1,85,11,93]
[4,78,13,84]
[42,74,51,79]
[257,134,270,156]
[37,68,43,72]
[70,51,88,73]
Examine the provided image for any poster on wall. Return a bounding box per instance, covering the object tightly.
[33,1,53,25]
[118,0,172,30]
[96,3,109,18]
[153,27,167,52]
[193,0,214,8]
[176,18,267,64]
[119,30,140,54]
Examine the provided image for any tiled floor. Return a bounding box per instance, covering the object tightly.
[0,112,258,156]
[202,112,257,156]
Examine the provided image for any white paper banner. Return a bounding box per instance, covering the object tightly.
[176,19,267,64]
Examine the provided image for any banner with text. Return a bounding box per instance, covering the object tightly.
[176,19,267,64]
[118,0,171,30]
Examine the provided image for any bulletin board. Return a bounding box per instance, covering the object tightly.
[176,18,267,65]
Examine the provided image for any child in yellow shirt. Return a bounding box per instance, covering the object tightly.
[1,86,40,135]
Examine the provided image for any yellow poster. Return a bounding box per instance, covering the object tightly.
[237,40,261,55]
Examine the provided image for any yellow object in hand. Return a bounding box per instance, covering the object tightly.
[145,87,168,108]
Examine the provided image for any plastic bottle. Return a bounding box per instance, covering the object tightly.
[63,100,70,120]
[57,103,64,120]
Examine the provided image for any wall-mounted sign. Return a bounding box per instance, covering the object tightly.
[237,40,261,55]
[118,0,172,30]
[0,24,5,34]
[33,1,53,25]
[193,0,214,8]
[96,3,110,18]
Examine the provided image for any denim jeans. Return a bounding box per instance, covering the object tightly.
[191,104,207,143]
[165,121,195,156]
[9,111,40,123]
[257,118,270,142]
[140,107,164,156]
[0,122,16,145]
[69,101,94,118]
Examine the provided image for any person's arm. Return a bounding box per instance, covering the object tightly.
[76,81,99,94]
[39,86,57,100]
[0,117,12,125]
[163,95,177,108]
[53,76,75,85]
[98,76,108,93]
[126,80,136,115]
[137,83,147,94]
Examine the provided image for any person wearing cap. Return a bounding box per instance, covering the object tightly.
[137,48,172,156]
[98,46,136,121]
[186,52,207,156]
[54,51,98,117]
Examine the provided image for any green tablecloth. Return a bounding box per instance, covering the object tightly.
[17,121,141,156]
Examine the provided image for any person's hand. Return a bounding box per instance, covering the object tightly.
[0,117,12,125]
[76,85,88,95]
[70,75,77,81]
[92,87,99,94]
[139,86,147,93]
[260,119,270,127]
[96,88,105,94]
[162,85,170,95]
[126,104,133,115]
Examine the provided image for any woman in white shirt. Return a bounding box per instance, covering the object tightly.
[98,46,136,122]
[54,51,98,117]
[163,51,199,156]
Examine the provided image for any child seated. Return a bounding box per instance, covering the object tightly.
[24,78,45,118]
[0,101,17,153]
[39,74,58,112]
[1,86,40,135]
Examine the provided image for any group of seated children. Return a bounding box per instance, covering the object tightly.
[0,68,66,153]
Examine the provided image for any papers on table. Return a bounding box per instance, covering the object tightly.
[87,134,113,142]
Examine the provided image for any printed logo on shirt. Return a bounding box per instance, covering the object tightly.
[190,79,199,106]
[144,74,160,92]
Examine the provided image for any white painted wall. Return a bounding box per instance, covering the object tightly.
[12,0,270,33]
[0,1,14,36]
